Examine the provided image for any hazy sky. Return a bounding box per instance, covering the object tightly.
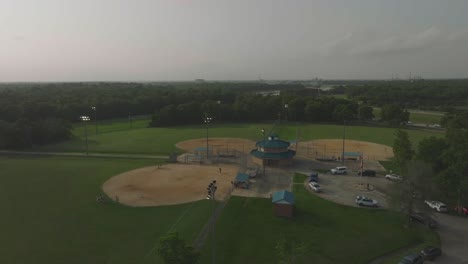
[1,0,468,81]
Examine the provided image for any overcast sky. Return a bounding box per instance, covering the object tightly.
[1,0,468,81]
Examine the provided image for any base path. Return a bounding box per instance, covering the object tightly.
[103,163,238,207]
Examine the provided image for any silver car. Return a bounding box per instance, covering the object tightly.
[355,196,378,207]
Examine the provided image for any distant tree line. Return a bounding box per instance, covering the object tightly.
[0,82,372,149]
[2,80,464,149]
[340,79,468,109]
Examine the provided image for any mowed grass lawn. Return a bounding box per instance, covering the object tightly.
[33,122,443,155]
[373,108,443,124]
[203,179,438,264]
[0,156,212,264]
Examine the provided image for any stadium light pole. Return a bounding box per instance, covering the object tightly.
[342,120,346,165]
[217,100,221,122]
[91,106,98,134]
[284,104,288,122]
[80,115,90,157]
[206,180,217,264]
[204,116,212,160]
[261,128,265,176]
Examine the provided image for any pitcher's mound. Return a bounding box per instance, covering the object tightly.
[103,164,237,207]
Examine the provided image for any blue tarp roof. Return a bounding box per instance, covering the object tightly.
[344,151,362,156]
[235,173,249,183]
[195,147,208,151]
[272,190,295,204]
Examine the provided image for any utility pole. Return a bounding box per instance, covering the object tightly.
[204,116,212,160]
[80,116,90,157]
[206,180,217,264]
[91,106,98,134]
[262,128,266,176]
[342,120,346,165]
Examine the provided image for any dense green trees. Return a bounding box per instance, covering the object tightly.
[380,104,409,125]
[390,110,468,214]
[344,79,468,109]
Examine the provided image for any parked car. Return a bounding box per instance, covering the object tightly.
[409,213,437,229]
[357,169,376,177]
[385,174,403,182]
[454,205,468,215]
[308,182,321,192]
[398,254,424,264]
[330,166,347,175]
[308,171,319,182]
[355,196,378,207]
[420,246,442,260]
[425,200,448,212]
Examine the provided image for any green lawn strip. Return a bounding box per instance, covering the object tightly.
[200,175,433,264]
[379,160,402,175]
[293,172,308,183]
[0,156,211,264]
[409,112,441,124]
[72,118,151,137]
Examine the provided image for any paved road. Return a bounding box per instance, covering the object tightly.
[0,150,167,159]
[426,213,468,264]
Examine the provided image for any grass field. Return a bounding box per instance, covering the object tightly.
[200,176,438,263]
[0,156,212,264]
[32,122,444,155]
[373,108,443,124]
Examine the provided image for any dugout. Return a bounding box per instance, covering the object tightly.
[343,151,362,160]
[234,173,250,189]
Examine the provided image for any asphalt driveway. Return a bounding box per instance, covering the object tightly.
[426,213,468,264]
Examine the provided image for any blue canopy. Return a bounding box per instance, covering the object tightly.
[235,173,249,183]
[344,151,362,157]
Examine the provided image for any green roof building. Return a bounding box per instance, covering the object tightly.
[250,134,296,166]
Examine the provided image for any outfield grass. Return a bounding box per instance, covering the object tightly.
[201,178,437,263]
[373,108,443,124]
[72,117,151,137]
[408,112,441,124]
[33,122,443,155]
[379,160,401,175]
[0,156,212,264]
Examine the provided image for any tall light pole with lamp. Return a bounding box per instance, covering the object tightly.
[80,116,90,157]
[217,100,222,122]
[342,120,346,165]
[91,106,98,134]
[284,104,289,122]
[204,116,212,160]
[261,128,266,176]
[206,180,217,264]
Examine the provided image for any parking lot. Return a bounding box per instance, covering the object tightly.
[302,171,391,208]
[294,157,392,208]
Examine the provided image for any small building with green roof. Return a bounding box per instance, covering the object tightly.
[272,190,295,217]
[250,134,296,166]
